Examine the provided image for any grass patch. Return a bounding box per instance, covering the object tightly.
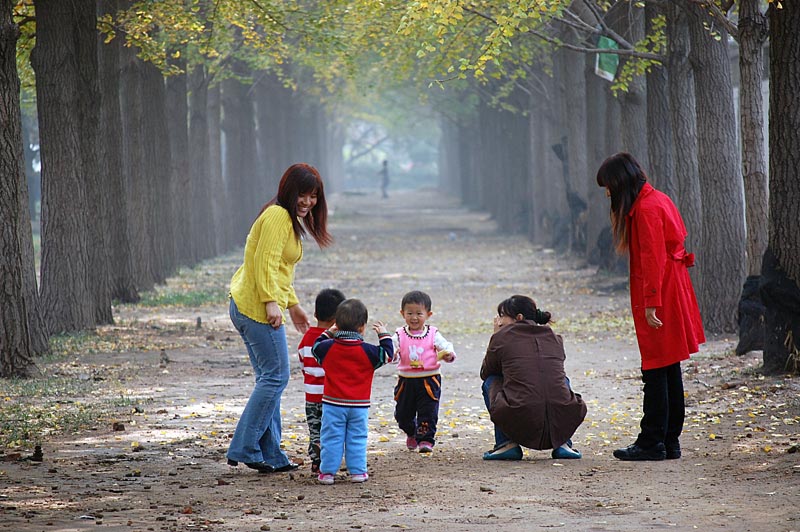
[137,289,227,307]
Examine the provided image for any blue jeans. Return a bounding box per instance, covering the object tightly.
[320,403,369,476]
[481,375,510,448]
[227,299,292,467]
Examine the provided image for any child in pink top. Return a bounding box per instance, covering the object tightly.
[391,290,456,453]
[297,288,345,472]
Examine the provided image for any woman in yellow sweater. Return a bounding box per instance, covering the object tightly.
[226,163,332,473]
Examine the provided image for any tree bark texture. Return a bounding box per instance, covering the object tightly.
[738,0,769,277]
[666,2,703,279]
[32,0,94,334]
[645,2,677,201]
[188,62,216,260]
[688,3,746,334]
[760,0,800,374]
[0,2,37,377]
[223,72,258,241]
[75,0,113,324]
[207,82,229,254]
[97,0,138,303]
[119,42,155,291]
[166,58,194,267]
[141,62,174,282]
[558,48,589,255]
[608,2,648,163]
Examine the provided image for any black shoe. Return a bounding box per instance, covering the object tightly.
[228,459,276,473]
[666,443,681,459]
[274,462,300,472]
[613,442,666,461]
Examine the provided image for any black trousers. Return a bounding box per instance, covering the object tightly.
[394,375,441,444]
[636,362,685,449]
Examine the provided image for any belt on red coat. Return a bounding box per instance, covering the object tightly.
[670,248,695,267]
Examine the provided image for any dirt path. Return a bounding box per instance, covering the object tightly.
[2,189,799,532]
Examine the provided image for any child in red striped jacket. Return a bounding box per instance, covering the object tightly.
[297,288,346,472]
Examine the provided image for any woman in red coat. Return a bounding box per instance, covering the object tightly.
[597,152,705,461]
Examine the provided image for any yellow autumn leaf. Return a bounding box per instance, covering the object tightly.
[709,433,716,440]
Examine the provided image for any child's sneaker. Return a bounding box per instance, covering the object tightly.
[317,473,334,485]
[406,436,418,450]
[418,441,433,453]
[350,472,369,483]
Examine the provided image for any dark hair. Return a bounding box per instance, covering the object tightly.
[315,288,346,322]
[401,290,432,312]
[497,295,551,325]
[257,163,332,248]
[335,298,368,332]
[595,152,648,253]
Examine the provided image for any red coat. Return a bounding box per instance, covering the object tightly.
[628,183,705,370]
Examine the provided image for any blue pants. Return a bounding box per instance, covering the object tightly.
[227,299,292,468]
[481,375,510,448]
[320,403,369,476]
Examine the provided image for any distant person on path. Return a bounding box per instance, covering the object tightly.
[297,288,346,473]
[312,299,394,484]
[226,163,332,473]
[391,290,456,453]
[596,152,705,461]
[481,295,586,461]
[379,159,389,199]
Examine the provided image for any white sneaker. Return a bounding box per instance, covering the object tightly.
[350,473,369,483]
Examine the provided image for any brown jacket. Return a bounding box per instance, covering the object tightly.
[480,321,587,450]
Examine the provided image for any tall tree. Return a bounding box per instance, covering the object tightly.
[0,0,38,377]
[761,0,800,374]
[32,0,94,334]
[97,0,139,303]
[76,0,113,324]
[688,3,746,333]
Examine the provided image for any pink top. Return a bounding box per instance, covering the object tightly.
[392,325,456,378]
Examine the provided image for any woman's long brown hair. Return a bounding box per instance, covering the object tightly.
[256,163,333,248]
[595,152,647,254]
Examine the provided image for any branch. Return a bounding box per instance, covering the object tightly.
[580,0,635,48]
[345,135,389,165]
[689,0,739,38]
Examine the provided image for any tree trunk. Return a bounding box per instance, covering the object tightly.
[761,1,800,374]
[166,58,194,267]
[222,73,258,240]
[188,62,215,260]
[119,37,156,291]
[645,2,677,200]
[141,62,173,281]
[97,0,138,303]
[688,2,747,334]
[608,3,648,162]
[32,0,94,334]
[666,2,703,272]
[0,1,38,377]
[75,0,112,324]
[738,0,769,277]
[207,82,228,253]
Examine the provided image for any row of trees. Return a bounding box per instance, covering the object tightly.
[1,0,798,377]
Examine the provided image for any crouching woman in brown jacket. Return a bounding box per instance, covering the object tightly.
[480,295,587,460]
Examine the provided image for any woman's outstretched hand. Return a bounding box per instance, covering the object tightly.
[288,304,310,334]
[645,307,663,329]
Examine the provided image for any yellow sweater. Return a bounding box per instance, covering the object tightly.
[229,205,302,323]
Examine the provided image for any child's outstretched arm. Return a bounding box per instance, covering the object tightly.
[434,330,456,362]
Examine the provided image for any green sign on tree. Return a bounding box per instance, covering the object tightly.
[595,36,619,82]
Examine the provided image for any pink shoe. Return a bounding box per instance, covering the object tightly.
[318,473,334,485]
[418,441,433,453]
[406,436,418,450]
[350,473,369,483]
